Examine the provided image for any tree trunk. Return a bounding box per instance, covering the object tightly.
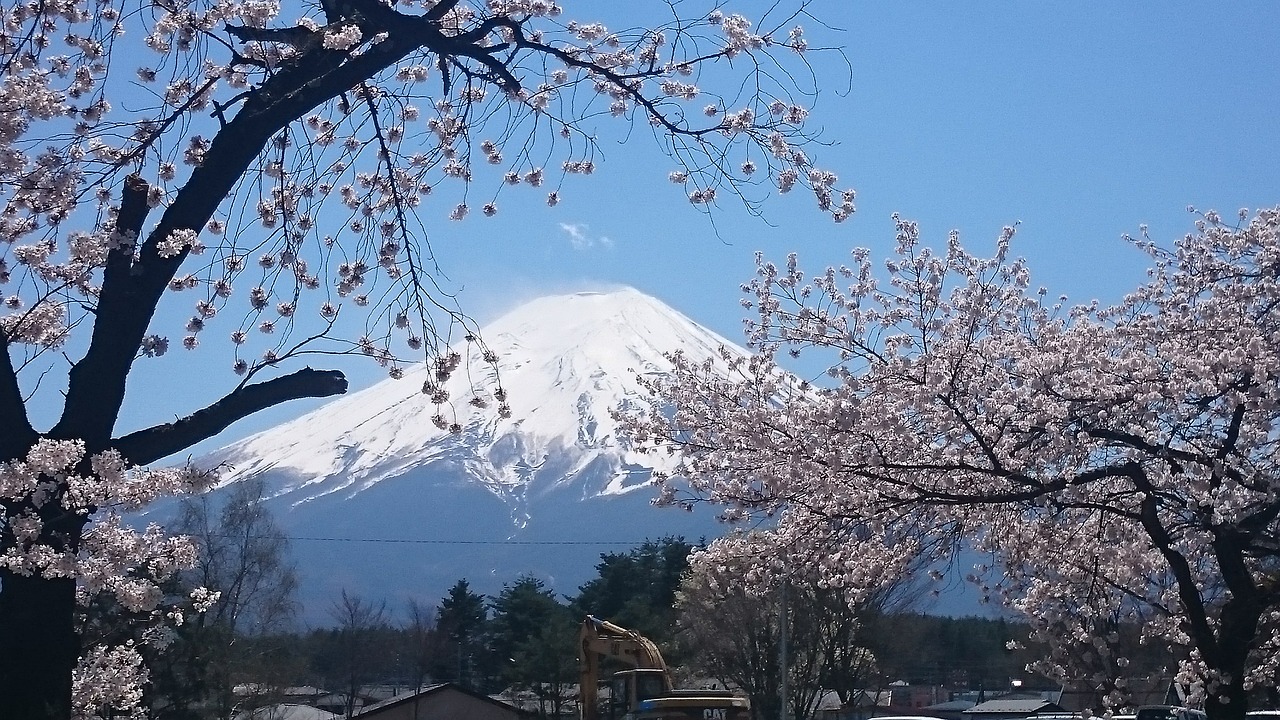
[1199,533,1265,720]
[1202,600,1260,720]
[0,571,78,720]
[1203,656,1250,720]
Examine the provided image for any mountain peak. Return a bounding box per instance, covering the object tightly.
[481,287,731,361]
[206,287,745,510]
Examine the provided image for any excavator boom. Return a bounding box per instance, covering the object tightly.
[580,615,671,674]
[577,615,748,720]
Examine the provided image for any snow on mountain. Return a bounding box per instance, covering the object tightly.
[208,287,743,516]
[192,288,753,612]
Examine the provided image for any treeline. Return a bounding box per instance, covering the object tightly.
[149,538,696,719]
[866,613,1058,690]
[146,534,1128,720]
[130,482,1177,720]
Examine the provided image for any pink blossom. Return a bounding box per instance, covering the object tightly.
[623,208,1280,709]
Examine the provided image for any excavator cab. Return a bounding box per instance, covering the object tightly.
[604,669,670,719]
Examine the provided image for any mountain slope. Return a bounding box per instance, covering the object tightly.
[208,288,744,508]
[196,288,751,611]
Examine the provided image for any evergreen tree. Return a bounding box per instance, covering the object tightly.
[511,616,579,718]
[490,576,577,717]
[435,579,489,689]
[572,537,694,649]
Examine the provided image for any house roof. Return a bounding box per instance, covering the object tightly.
[234,703,340,720]
[843,689,893,707]
[816,691,844,712]
[356,683,536,718]
[964,699,1065,715]
[1056,677,1184,713]
[234,685,329,698]
[927,700,980,712]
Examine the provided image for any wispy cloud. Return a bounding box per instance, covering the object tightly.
[559,222,614,251]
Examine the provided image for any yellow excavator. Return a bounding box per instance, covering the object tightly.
[578,615,750,720]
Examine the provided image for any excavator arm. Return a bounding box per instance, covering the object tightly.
[579,616,672,720]
[577,615,747,720]
[580,615,669,672]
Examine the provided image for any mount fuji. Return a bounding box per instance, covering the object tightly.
[194,288,752,617]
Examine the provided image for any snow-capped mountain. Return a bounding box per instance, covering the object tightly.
[207,287,742,515]
[196,288,751,615]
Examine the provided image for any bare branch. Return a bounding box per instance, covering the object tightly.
[112,367,348,466]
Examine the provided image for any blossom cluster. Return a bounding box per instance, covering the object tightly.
[1,440,219,718]
[622,207,1280,710]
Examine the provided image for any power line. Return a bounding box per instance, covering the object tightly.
[216,535,650,546]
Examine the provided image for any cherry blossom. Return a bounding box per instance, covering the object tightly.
[624,208,1280,720]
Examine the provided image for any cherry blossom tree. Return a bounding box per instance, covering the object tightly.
[624,209,1280,720]
[677,531,884,720]
[0,0,850,715]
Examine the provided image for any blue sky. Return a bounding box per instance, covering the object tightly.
[427,1,1280,324]
[76,1,1280,455]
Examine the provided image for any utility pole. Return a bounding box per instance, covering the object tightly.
[780,581,789,720]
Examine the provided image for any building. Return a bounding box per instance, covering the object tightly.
[962,699,1068,720]
[235,704,340,720]
[922,699,979,720]
[356,683,536,720]
[1055,677,1185,714]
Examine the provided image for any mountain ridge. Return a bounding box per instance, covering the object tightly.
[191,287,751,612]
[206,287,746,508]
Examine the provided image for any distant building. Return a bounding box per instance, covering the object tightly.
[889,683,951,709]
[1055,677,1185,714]
[817,688,925,720]
[356,683,536,720]
[235,704,340,720]
[498,683,580,718]
[962,698,1067,720]
[233,686,372,717]
[923,699,979,720]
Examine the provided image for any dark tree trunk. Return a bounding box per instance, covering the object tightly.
[0,4,498,717]
[0,572,78,720]
[1203,656,1251,720]
[1198,531,1266,720]
[1202,597,1261,720]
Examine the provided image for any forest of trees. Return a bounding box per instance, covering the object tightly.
[140,512,1180,720]
[187,537,702,718]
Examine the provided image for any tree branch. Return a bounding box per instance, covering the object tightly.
[107,174,152,279]
[53,31,422,447]
[1135,478,1219,664]
[112,367,348,466]
[423,0,460,23]
[51,3,670,449]
[0,328,36,461]
[224,24,318,48]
